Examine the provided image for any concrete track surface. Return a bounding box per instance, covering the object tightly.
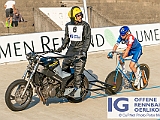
[0,44,160,120]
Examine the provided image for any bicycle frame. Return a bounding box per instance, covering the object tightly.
[114,57,141,84]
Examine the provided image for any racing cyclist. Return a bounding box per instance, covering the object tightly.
[108,26,142,86]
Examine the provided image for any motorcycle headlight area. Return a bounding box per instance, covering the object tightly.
[26,52,37,61]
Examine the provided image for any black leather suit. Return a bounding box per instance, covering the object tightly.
[61,20,91,88]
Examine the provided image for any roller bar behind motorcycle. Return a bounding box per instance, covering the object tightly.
[5,51,115,111]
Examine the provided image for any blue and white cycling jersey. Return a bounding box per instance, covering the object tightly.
[117,34,141,50]
[116,34,142,63]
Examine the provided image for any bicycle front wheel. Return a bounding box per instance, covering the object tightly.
[105,71,122,95]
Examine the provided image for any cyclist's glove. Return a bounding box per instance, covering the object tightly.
[107,52,113,59]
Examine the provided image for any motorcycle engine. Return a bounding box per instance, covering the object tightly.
[41,77,60,99]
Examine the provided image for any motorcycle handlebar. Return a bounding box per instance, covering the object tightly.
[26,50,86,62]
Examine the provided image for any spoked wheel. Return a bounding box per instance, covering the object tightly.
[67,76,89,103]
[105,71,122,95]
[131,64,150,91]
[5,79,33,111]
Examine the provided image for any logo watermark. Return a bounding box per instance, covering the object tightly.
[107,97,160,119]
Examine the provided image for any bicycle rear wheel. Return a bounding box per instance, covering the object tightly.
[132,63,150,90]
[105,71,122,95]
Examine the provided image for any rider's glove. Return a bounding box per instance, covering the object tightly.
[55,47,63,53]
[55,43,67,53]
[79,50,86,58]
[107,52,113,59]
[75,51,87,60]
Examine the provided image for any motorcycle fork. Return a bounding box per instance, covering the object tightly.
[21,63,39,98]
[22,67,28,79]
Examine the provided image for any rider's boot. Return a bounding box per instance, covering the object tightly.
[68,87,78,98]
[68,81,81,98]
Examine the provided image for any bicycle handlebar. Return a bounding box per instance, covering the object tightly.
[109,50,134,63]
[109,51,125,62]
[110,51,123,55]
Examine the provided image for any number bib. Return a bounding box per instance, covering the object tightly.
[68,25,83,41]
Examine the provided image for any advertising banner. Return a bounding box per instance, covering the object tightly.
[0,23,160,63]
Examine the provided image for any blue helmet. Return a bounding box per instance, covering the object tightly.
[119,26,130,36]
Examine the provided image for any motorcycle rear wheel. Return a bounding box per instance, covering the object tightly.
[67,76,89,103]
[5,79,33,111]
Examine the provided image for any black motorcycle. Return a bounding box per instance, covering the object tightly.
[5,51,89,111]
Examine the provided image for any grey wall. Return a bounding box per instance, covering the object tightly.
[1,0,160,35]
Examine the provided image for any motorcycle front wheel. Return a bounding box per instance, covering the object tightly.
[67,76,89,103]
[5,79,33,111]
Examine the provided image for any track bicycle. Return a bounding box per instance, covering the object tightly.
[105,51,150,94]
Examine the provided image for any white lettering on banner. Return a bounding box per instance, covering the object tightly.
[0,31,64,63]
[0,23,160,64]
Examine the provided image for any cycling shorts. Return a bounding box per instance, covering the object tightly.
[128,48,142,63]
